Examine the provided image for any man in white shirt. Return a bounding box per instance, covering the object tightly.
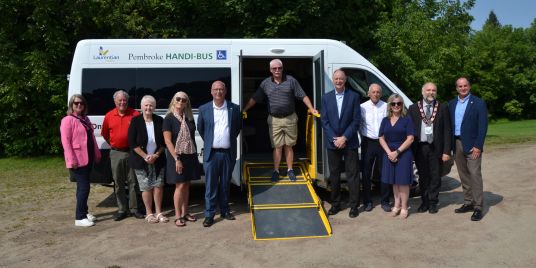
[360,84,391,212]
[197,81,242,227]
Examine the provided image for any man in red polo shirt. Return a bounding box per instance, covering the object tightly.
[102,90,142,221]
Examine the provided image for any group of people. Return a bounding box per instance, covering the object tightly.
[323,70,488,221]
[60,58,488,229]
[60,81,241,228]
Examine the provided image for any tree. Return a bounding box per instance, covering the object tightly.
[464,13,536,119]
[372,0,475,102]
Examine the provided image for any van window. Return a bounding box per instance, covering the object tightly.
[82,68,231,115]
[341,68,392,102]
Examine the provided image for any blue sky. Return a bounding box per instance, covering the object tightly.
[468,0,535,30]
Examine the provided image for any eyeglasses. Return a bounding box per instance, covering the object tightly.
[73,101,85,106]
[175,97,188,103]
[390,102,402,107]
[271,67,283,70]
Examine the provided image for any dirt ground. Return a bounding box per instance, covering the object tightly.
[1,143,536,268]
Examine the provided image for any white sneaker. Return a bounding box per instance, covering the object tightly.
[86,213,97,222]
[75,218,95,227]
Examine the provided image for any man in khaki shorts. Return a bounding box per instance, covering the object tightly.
[243,59,318,182]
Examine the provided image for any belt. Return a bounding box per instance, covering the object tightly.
[362,136,379,142]
[111,147,129,152]
[455,136,461,140]
[212,148,230,152]
[270,112,293,118]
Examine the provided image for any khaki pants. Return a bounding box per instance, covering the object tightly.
[110,149,139,213]
[454,139,484,209]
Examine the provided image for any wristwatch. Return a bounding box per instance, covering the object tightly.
[396,149,401,154]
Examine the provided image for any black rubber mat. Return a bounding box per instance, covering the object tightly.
[251,184,314,205]
[248,167,303,179]
[253,207,328,239]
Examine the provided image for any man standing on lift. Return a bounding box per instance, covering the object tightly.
[242,59,318,182]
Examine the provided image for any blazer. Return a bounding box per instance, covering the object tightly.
[60,115,101,168]
[320,89,361,150]
[409,100,452,157]
[128,114,166,171]
[448,94,488,154]
[197,101,242,163]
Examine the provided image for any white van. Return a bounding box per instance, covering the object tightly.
[68,39,412,187]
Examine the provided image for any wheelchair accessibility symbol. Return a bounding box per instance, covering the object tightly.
[216,50,227,60]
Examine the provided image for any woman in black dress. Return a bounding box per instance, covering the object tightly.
[163,91,200,227]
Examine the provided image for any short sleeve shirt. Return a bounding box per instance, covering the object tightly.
[252,75,306,116]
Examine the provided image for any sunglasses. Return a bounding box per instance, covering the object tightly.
[271,67,283,70]
[390,102,402,107]
[73,101,85,106]
[175,97,188,103]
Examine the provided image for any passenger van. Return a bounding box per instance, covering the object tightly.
[68,39,413,187]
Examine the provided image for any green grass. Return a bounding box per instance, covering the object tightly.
[0,156,71,214]
[486,119,536,146]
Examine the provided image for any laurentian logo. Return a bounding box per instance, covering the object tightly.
[93,46,119,61]
[99,46,109,56]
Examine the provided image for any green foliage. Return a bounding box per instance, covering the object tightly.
[465,16,536,119]
[0,0,535,156]
[372,0,474,102]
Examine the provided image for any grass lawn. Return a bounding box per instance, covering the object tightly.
[486,119,536,146]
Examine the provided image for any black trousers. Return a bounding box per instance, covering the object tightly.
[415,142,442,205]
[361,137,391,206]
[327,148,360,209]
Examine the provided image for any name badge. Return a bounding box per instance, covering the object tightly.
[425,125,433,135]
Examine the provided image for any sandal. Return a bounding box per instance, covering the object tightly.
[145,214,158,224]
[183,213,197,222]
[174,217,186,227]
[391,207,401,217]
[156,213,169,223]
[400,208,409,219]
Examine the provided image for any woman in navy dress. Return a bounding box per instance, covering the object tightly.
[379,94,415,219]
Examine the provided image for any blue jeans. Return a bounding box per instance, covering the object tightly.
[203,149,234,218]
[70,165,91,220]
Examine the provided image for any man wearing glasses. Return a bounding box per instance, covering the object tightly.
[102,90,143,221]
[242,59,318,182]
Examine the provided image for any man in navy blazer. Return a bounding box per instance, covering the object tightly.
[321,69,361,218]
[449,77,488,221]
[197,81,242,227]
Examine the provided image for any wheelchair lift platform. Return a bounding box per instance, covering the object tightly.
[245,162,332,240]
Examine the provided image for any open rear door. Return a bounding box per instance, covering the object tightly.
[305,50,325,181]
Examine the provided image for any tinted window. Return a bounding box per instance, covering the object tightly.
[342,68,392,103]
[82,68,231,115]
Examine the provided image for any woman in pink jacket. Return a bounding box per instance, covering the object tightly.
[60,94,101,227]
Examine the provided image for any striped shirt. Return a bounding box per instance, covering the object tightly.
[252,75,306,116]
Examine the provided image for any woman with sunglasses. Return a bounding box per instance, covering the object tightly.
[60,94,101,227]
[378,94,415,219]
[163,91,201,227]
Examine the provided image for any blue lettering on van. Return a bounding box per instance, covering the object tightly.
[165,52,213,60]
[216,50,227,60]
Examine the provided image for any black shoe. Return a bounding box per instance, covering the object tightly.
[113,212,128,221]
[455,204,474,213]
[381,204,392,212]
[271,170,280,182]
[364,203,373,212]
[132,211,145,219]
[221,212,236,220]
[471,209,483,221]
[429,204,438,214]
[417,204,429,213]
[328,206,340,215]
[203,217,214,227]
[287,169,297,182]
[349,207,359,218]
